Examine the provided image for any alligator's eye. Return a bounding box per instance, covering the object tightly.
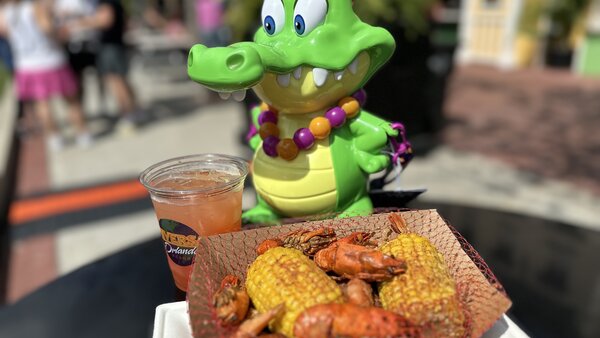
[264,16,276,35]
[261,0,285,36]
[293,0,327,36]
[294,15,306,35]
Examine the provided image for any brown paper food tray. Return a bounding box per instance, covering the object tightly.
[188,210,512,338]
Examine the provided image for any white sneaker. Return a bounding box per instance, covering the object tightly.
[76,132,94,148]
[116,117,137,137]
[48,134,65,152]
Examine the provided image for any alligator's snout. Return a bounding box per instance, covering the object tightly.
[224,50,248,71]
[187,44,265,92]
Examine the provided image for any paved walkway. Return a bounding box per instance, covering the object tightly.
[444,66,600,195]
[2,63,600,304]
[2,57,257,302]
[399,65,600,231]
[401,146,600,231]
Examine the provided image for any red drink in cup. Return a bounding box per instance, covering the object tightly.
[140,154,249,292]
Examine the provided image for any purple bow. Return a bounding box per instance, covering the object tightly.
[389,122,413,169]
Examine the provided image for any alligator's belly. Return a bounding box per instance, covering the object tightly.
[253,139,337,217]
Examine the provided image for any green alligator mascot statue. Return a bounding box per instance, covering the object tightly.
[188,0,412,223]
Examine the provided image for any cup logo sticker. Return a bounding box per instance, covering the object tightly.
[159,219,199,266]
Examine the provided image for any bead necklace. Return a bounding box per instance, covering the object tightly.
[256,89,367,161]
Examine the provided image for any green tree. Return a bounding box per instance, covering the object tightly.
[546,0,590,49]
[518,0,546,36]
[353,0,437,37]
[0,62,7,96]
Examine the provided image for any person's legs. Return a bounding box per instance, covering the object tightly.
[98,44,142,131]
[16,101,33,135]
[103,74,138,135]
[35,99,56,135]
[35,99,63,151]
[64,94,93,148]
[104,74,135,116]
[64,94,87,133]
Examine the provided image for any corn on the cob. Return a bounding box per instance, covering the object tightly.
[246,247,343,337]
[379,234,465,337]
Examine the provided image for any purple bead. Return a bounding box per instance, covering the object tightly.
[263,136,280,157]
[293,128,315,150]
[325,107,347,128]
[353,89,367,106]
[258,110,278,125]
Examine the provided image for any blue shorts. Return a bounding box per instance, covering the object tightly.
[97,44,129,76]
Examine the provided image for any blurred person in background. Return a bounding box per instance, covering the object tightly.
[163,0,186,37]
[143,0,187,36]
[0,32,12,76]
[65,0,143,134]
[142,2,167,31]
[195,0,228,47]
[0,0,92,151]
[0,16,26,130]
[0,0,13,92]
[54,0,99,99]
[193,0,230,104]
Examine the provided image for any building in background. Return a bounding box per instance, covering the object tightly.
[457,0,600,76]
[457,0,526,69]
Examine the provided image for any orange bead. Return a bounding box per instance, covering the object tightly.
[309,117,331,140]
[259,122,280,140]
[338,97,360,118]
[260,102,278,115]
[276,138,299,161]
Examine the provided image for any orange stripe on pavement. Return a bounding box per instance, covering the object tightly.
[9,180,150,225]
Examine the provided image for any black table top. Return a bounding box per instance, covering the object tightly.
[0,238,173,338]
[0,201,598,338]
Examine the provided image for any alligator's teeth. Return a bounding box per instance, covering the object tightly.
[218,92,231,100]
[277,73,291,87]
[312,68,329,87]
[232,90,247,102]
[334,71,345,81]
[348,58,359,75]
[293,67,303,80]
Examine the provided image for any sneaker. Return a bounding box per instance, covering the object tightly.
[48,134,65,152]
[76,132,94,148]
[116,117,137,136]
[130,109,149,125]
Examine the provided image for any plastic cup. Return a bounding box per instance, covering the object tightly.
[140,154,249,292]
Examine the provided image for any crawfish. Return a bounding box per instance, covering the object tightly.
[256,227,337,256]
[294,303,422,338]
[338,231,378,247]
[214,275,250,326]
[314,233,407,282]
[344,278,374,307]
[232,304,284,338]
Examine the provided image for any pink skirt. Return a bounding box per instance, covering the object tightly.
[15,65,78,101]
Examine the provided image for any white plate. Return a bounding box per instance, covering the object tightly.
[153,302,530,338]
[153,302,192,338]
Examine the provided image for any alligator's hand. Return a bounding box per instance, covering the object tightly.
[354,122,399,173]
[381,123,399,138]
[242,208,280,225]
[349,111,394,174]
[249,136,261,152]
[355,151,390,174]
[242,195,280,225]
[248,105,262,151]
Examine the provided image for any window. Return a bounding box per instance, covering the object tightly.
[483,0,501,9]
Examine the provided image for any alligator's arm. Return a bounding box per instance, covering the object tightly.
[248,105,262,151]
[348,110,398,174]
